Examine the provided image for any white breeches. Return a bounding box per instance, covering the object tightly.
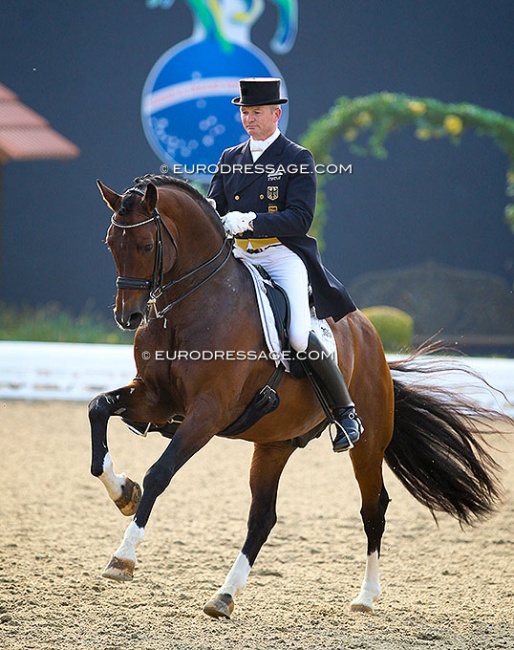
[233,243,311,352]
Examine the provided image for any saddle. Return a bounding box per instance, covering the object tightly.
[217,265,289,437]
[253,264,290,351]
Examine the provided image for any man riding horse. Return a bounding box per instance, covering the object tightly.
[208,77,363,452]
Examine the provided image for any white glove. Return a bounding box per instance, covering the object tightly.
[221,210,256,236]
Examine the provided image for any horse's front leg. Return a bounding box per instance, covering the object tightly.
[204,441,297,619]
[88,386,143,517]
[102,408,219,582]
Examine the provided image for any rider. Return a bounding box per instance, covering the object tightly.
[208,77,363,452]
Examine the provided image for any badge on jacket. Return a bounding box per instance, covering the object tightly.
[267,186,279,200]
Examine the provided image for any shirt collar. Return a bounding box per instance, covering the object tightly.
[250,128,281,153]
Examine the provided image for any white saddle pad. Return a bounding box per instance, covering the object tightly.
[241,260,337,370]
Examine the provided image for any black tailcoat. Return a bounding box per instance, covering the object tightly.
[208,133,356,321]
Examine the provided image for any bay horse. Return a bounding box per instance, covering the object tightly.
[90,174,504,619]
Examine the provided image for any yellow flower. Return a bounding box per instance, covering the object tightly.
[343,127,359,142]
[354,111,372,126]
[443,115,463,136]
[408,101,427,115]
[415,128,432,141]
[507,169,514,184]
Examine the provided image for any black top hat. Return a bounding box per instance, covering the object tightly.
[232,77,288,106]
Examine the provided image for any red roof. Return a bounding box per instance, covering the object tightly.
[0,83,79,163]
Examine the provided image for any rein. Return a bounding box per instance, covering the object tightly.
[111,188,232,318]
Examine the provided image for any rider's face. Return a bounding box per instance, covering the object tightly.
[240,105,281,141]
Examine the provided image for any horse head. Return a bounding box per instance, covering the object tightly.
[98,179,176,330]
[98,175,229,329]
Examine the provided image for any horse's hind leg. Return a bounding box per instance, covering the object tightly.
[350,456,390,612]
[338,316,394,612]
[204,441,296,619]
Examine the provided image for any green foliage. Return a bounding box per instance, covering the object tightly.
[362,305,413,353]
[300,92,514,242]
[0,302,132,344]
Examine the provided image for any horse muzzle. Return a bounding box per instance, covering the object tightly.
[113,275,152,329]
[115,308,145,330]
[114,291,149,330]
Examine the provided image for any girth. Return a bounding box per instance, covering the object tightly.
[121,363,285,440]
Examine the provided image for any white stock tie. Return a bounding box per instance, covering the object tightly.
[250,140,265,161]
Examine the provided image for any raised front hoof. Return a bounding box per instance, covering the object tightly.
[102,556,135,582]
[115,478,142,516]
[203,593,234,619]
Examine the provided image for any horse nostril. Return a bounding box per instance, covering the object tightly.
[127,312,143,330]
[115,310,143,330]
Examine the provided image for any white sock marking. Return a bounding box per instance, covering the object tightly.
[361,550,380,597]
[352,550,381,608]
[114,521,145,562]
[99,453,126,502]
[218,553,252,598]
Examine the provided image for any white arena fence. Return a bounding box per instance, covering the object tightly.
[0,342,135,402]
[0,341,513,416]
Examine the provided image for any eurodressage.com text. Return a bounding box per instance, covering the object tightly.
[142,350,336,362]
[159,163,353,176]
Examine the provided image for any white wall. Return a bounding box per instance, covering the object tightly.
[1,342,513,416]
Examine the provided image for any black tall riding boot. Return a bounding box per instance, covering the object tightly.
[302,331,363,452]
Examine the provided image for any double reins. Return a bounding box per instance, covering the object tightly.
[110,187,232,318]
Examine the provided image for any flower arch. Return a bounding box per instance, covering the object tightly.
[300,93,514,243]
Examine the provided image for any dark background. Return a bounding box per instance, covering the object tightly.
[1,0,513,319]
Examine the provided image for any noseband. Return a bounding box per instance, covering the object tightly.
[110,188,231,318]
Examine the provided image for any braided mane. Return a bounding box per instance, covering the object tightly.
[133,174,206,202]
[130,174,223,234]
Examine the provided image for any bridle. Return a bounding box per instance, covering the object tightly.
[110,188,232,319]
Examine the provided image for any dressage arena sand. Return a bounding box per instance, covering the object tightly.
[1,401,513,650]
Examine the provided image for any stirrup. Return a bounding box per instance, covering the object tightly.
[330,422,356,451]
[330,408,363,452]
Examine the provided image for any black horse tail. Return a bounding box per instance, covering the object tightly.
[384,347,506,525]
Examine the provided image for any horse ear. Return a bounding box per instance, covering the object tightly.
[97,180,122,212]
[142,182,157,214]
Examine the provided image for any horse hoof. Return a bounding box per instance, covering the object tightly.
[350,593,377,613]
[350,601,374,613]
[203,593,234,619]
[114,478,142,516]
[102,556,135,582]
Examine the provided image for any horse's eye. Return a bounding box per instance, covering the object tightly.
[144,243,154,253]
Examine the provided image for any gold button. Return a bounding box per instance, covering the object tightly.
[234,195,240,201]
[259,194,264,199]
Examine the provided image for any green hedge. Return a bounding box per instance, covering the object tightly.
[0,301,414,352]
[0,302,132,344]
[362,305,413,352]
